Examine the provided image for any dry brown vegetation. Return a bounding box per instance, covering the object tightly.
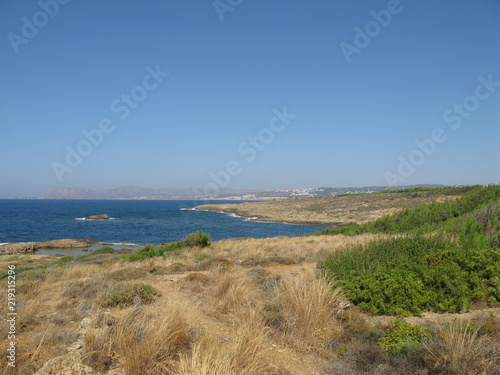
[1,234,499,374]
[195,192,462,225]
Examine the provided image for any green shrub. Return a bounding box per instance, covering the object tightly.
[184,230,211,248]
[459,217,488,250]
[123,253,150,262]
[75,246,118,261]
[155,241,187,254]
[118,231,211,262]
[119,241,188,262]
[92,246,117,255]
[102,283,159,307]
[379,318,431,355]
[319,235,500,315]
[139,244,155,253]
[6,256,25,261]
[57,255,76,263]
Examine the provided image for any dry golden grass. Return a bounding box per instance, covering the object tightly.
[176,234,384,264]
[184,272,210,283]
[62,263,103,279]
[271,272,344,351]
[1,234,499,374]
[83,293,197,374]
[177,309,272,375]
[424,319,500,375]
[114,300,193,374]
[213,268,262,312]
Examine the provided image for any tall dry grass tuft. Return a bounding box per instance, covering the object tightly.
[116,301,194,374]
[177,309,272,375]
[271,272,343,349]
[84,296,197,374]
[177,333,233,375]
[213,268,262,313]
[424,319,500,375]
[84,323,115,373]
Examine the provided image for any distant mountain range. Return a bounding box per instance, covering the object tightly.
[43,186,253,199]
[42,185,445,200]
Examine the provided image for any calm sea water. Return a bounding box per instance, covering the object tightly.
[0,199,326,246]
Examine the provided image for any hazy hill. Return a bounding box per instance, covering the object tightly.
[43,186,252,199]
[42,184,445,199]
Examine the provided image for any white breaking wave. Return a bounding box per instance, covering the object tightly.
[0,243,10,246]
[190,208,268,223]
[244,217,259,221]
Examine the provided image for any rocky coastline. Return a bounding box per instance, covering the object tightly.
[0,238,98,253]
[194,192,462,226]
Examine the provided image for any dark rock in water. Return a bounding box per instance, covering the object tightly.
[85,214,110,220]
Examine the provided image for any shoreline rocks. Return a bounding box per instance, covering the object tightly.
[0,238,98,253]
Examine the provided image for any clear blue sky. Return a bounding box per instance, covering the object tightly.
[1,0,499,197]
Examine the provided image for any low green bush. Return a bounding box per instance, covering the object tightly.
[138,244,155,253]
[119,231,211,262]
[75,246,118,261]
[92,246,117,255]
[120,241,188,262]
[155,241,188,254]
[57,255,76,263]
[379,318,431,355]
[319,235,500,315]
[102,283,159,307]
[184,230,211,248]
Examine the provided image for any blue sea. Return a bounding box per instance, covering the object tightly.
[0,200,326,246]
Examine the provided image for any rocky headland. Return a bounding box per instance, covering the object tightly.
[195,191,462,226]
[0,238,98,253]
